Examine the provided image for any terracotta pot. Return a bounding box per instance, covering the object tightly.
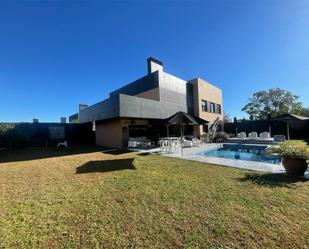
[282,157,308,176]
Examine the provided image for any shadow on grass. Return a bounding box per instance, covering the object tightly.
[238,173,308,188]
[137,152,153,156]
[101,148,132,155]
[76,158,135,174]
[0,146,134,164]
[0,146,104,164]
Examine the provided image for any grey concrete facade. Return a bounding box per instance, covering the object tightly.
[73,57,223,128]
[119,94,187,119]
[71,57,223,147]
[79,95,119,123]
[79,93,187,123]
[109,71,159,97]
[76,57,190,123]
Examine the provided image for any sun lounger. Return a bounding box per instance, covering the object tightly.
[273,135,286,143]
[192,137,202,146]
[227,131,275,144]
[182,138,193,148]
[257,132,274,143]
[227,132,247,142]
[259,132,270,138]
[248,132,258,138]
[237,132,247,139]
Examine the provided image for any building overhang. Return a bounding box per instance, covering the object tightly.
[79,94,187,123]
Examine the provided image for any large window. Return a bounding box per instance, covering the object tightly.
[128,125,148,138]
[201,100,222,114]
[216,104,222,114]
[202,100,208,112]
[210,102,215,113]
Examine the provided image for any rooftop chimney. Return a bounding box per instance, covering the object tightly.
[79,104,88,112]
[147,57,163,75]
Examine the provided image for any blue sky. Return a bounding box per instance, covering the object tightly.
[0,0,308,122]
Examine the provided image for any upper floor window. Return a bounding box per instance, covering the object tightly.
[216,104,222,114]
[210,103,215,113]
[201,100,222,114]
[202,100,208,112]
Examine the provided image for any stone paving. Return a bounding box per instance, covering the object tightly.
[138,143,309,178]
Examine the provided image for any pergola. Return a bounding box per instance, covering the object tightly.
[272,113,309,140]
[165,111,208,136]
[165,111,208,155]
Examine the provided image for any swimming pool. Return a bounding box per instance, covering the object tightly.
[196,145,281,164]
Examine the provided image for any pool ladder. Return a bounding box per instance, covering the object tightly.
[215,138,224,149]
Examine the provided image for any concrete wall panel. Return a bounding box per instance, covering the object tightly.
[119,94,187,119]
[109,72,159,97]
[135,87,160,101]
[158,72,187,106]
[79,95,119,123]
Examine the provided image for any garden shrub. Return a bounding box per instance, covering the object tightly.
[6,129,29,149]
[213,132,229,141]
[0,124,29,150]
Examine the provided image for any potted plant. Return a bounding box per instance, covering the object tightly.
[268,142,309,176]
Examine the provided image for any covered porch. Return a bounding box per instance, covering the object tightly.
[94,112,210,149]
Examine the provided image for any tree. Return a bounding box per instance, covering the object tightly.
[300,107,309,117]
[241,88,303,120]
[223,113,231,123]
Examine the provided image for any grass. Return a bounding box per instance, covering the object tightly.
[0,146,308,248]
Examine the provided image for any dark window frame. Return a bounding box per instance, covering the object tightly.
[201,100,208,112]
[210,102,215,113]
[203,124,208,133]
[216,104,222,114]
[201,100,222,114]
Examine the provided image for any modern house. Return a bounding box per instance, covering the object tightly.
[70,57,223,147]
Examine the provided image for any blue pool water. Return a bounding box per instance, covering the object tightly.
[196,148,281,164]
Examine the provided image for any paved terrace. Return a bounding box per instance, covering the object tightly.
[138,143,309,178]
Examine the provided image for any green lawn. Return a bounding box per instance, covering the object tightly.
[0,147,308,249]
